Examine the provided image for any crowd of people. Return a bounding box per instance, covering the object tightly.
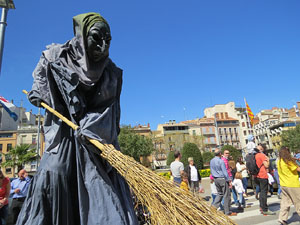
[210,145,300,224]
[169,142,300,224]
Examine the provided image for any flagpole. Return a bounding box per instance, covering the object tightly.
[214,113,220,147]
[244,98,252,130]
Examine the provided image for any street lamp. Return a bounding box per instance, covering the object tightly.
[0,0,15,76]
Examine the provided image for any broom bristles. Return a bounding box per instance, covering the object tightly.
[89,139,237,225]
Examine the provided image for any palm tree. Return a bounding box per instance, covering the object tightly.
[1,144,37,177]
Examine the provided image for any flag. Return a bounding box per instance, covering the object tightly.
[245,99,254,126]
[0,96,18,121]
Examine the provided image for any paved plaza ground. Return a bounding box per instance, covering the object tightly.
[199,177,300,225]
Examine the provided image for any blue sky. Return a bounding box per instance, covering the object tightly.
[0,0,299,129]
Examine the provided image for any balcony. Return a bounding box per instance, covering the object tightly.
[202,130,215,135]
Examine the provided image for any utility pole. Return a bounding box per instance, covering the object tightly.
[0,0,15,76]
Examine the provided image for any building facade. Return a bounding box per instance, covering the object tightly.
[0,105,45,177]
[204,102,249,150]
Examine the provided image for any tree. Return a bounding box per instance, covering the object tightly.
[221,145,241,161]
[118,126,154,164]
[202,151,214,165]
[1,144,37,177]
[181,142,203,169]
[281,124,300,153]
[185,135,205,152]
[166,151,175,166]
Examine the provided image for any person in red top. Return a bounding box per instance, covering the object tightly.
[255,145,275,215]
[0,170,11,225]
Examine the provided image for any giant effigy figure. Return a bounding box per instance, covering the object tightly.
[17,12,138,225]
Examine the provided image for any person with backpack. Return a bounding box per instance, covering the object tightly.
[245,146,260,199]
[255,145,275,215]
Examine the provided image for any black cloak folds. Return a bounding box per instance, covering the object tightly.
[17,13,138,225]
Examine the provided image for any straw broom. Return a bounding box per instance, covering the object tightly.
[23,90,236,225]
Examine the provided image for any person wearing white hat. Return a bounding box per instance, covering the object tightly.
[246,134,256,154]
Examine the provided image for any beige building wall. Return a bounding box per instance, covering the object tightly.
[0,131,17,177]
[204,102,251,150]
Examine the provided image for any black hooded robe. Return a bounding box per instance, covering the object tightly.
[16,13,138,225]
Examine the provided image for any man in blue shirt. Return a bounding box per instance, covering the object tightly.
[210,150,237,216]
[10,169,31,224]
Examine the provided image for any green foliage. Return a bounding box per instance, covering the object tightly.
[1,144,37,175]
[118,125,154,163]
[202,151,214,164]
[199,169,211,177]
[181,142,203,169]
[221,145,241,161]
[281,125,300,153]
[157,171,171,180]
[166,151,175,166]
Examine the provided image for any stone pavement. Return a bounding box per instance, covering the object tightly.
[199,177,300,225]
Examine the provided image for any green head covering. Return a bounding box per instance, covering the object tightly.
[73,12,110,41]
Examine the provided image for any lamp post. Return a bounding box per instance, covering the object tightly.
[0,0,15,76]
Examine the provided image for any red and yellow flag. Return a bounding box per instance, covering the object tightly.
[245,100,254,126]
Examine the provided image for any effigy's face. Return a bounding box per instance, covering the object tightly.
[87,22,111,62]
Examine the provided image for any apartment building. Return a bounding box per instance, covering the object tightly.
[0,105,45,177]
[133,123,151,137]
[198,118,217,152]
[0,131,17,177]
[215,114,241,149]
[156,120,190,152]
[269,118,300,151]
[204,102,249,150]
[253,107,297,150]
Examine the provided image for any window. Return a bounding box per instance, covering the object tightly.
[192,130,196,135]
[243,130,247,136]
[31,164,37,170]
[0,144,2,151]
[241,115,244,119]
[225,112,228,119]
[7,144,12,151]
[21,135,26,144]
[5,154,11,161]
[242,122,245,127]
[5,168,11,174]
[0,133,12,138]
[32,135,37,144]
